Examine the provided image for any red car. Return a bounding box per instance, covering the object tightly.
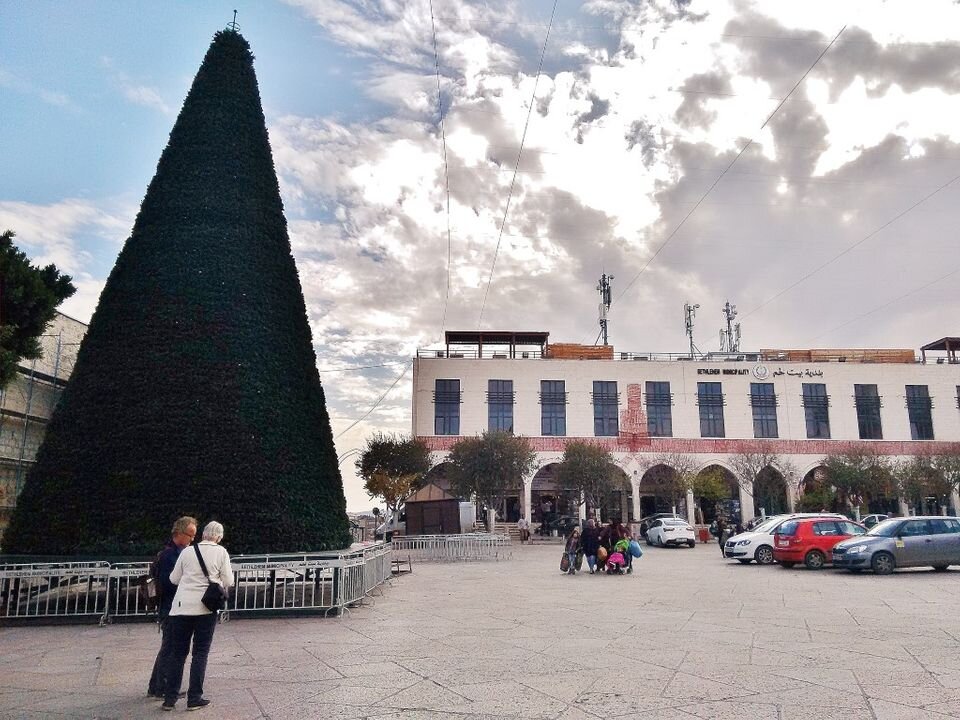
[773,517,867,569]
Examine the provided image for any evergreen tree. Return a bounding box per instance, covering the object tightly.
[0,230,76,389]
[4,30,350,555]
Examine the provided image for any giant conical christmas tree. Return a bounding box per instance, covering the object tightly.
[4,29,350,555]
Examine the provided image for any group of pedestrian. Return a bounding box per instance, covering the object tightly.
[564,519,638,575]
[148,516,234,712]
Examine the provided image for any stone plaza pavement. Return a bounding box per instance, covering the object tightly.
[3,542,960,719]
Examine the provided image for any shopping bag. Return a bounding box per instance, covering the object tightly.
[628,540,643,558]
[560,552,570,572]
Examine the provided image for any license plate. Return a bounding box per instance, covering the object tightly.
[777,540,789,547]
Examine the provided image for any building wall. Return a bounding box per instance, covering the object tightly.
[412,354,960,523]
[0,313,87,537]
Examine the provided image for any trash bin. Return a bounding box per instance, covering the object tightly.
[697,527,711,543]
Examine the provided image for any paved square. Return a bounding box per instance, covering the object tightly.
[2,542,960,719]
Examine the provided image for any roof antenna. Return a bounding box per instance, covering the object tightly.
[226,9,240,33]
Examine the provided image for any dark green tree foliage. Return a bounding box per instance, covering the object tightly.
[4,31,350,555]
[356,433,431,514]
[448,431,535,512]
[0,230,76,388]
[556,441,621,513]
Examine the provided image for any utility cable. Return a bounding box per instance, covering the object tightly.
[807,264,960,343]
[333,361,412,441]
[318,361,411,373]
[476,0,558,329]
[740,170,960,322]
[614,25,847,306]
[429,0,454,333]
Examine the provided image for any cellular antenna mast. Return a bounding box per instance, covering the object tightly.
[719,300,741,353]
[684,302,701,360]
[597,273,614,346]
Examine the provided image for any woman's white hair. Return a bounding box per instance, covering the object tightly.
[202,521,224,542]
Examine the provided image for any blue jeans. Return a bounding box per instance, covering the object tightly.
[164,613,217,704]
[566,552,577,572]
[586,555,596,571]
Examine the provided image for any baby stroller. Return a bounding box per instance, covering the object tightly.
[605,551,627,574]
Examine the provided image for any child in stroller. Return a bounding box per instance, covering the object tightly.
[605,550,627,574]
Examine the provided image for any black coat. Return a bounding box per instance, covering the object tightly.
[581,527,601,554]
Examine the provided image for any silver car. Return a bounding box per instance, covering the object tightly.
[832,516,960,574]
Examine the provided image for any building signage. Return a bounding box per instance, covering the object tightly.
[772,368,824,378]
[696,365,825,378]
[697,368,749,376]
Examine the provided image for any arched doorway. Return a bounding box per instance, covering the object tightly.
[694,465,740,525]
[598,467,633,523]
[638,464,682,518]
[753,466,789,517]
[797,466,842,512]
[531,463,577,530]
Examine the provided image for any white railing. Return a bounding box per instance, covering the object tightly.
[391,533,512,562]
[0,541,393,623]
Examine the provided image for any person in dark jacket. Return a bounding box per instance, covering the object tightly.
[147,516,197,700]
[563,526,582,575]
[580,519,602,574]
[715,518,727,556]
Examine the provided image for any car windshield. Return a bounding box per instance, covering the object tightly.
[752,518,782,533]
[867,518,902,537]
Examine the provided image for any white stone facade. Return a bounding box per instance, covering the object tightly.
[412,345,960,525]
[0,312,87,534]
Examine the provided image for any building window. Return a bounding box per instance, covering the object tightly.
[540,380,566,436]
[645,381,673,437]
[906,385,934,440]
[802,383,831,439]
[592,381,619,436]
[434,379,461,435]
[749,383,778,439]
[854,384,883,440]
[697,382,725,438]
[487,379,514,432]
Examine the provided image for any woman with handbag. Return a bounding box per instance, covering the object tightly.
[162,521,234,711]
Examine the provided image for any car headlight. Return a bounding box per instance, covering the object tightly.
[846,545,868,554]
[736,539,752,546]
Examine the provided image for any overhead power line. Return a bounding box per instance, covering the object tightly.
[614,25,847,307]
[807,264,960,343]
[318,361,410,374]
[476,0,559,329]
[739,170,960,322]
[333,361,412,441]
[429,0,454,334]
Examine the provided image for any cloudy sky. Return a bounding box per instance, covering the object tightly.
[3,0,960,510]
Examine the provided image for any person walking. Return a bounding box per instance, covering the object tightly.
[580,519,601,574]
[517,517,530,544]
[162,521,234,712]
[715,517,727,556]
[564,526,582,575]
[147,516,197,700]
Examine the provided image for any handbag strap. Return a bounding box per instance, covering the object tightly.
[193,543,213,580]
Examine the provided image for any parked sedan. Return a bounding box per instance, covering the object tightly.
[833,516,960,574]
[646,518,696,548]
[773,517,867,569]
[724,513,845,565]
[861,513,889,530]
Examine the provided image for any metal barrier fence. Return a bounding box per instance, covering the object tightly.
[390,533,512,562]
[0,542,392,624]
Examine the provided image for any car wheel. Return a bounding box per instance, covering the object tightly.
[804,550,826,570]
[738,559,751,564]
[755,545,775,565]
[657,536,664,547]
[932,565,949,572]
[779,562,795,569]
[871,551,895,575]
[687,540,696,548]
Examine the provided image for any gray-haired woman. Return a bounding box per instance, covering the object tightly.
[162,521,234,711]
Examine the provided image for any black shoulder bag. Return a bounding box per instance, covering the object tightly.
[194,544,228,612]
